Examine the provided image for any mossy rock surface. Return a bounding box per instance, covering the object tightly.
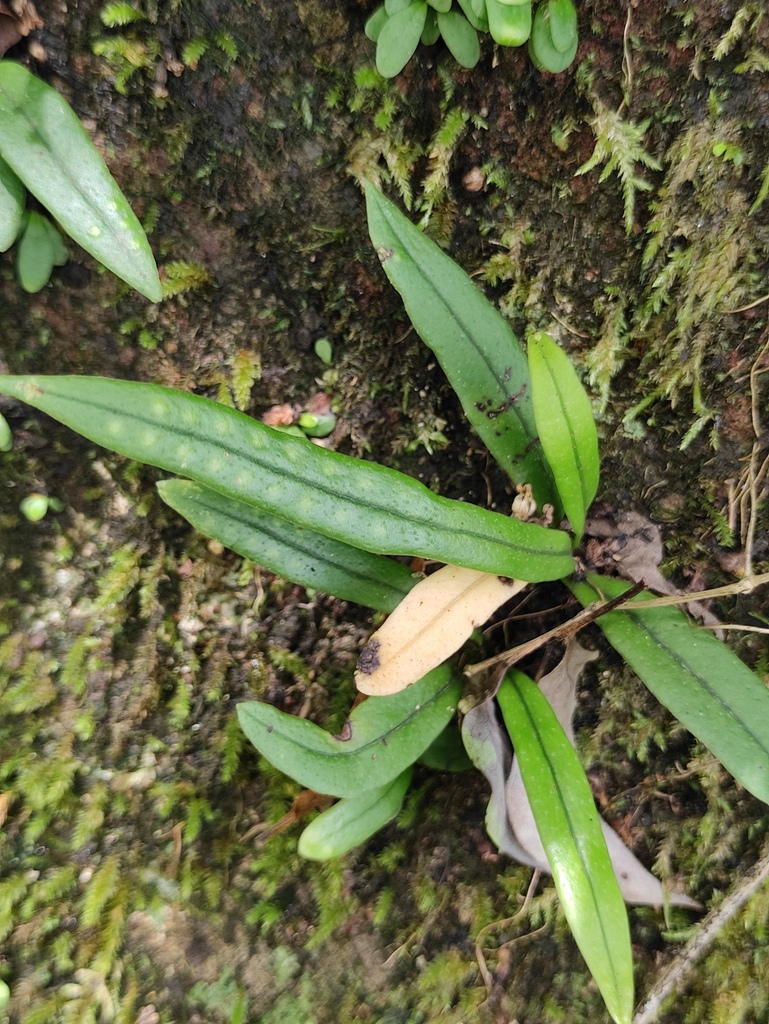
[2,2,769,1023]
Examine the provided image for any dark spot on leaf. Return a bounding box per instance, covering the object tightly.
[357,639,381,675]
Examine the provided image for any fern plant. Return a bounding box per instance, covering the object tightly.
[576,99,662,233]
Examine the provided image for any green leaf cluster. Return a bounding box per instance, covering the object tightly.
[0,60,161,300]
[3,188,769,1024]
[365,0,578,78]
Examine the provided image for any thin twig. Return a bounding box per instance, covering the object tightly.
[620,572,769,609]
[620,4,634,111]
[719,293,769,313]
[632,845,769,1024]
[475,870,542,994]
[696,622,769,634]
[744,337,769,577]
[464,581,645,679]
[549,311,589,338]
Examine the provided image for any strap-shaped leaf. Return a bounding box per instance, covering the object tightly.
[571,575,769,805]
[157,479,415,614]
[297,768,412,860]
[528,331,599,540]
[0,153,24,252]
[0,376,574,582]
[497,670,634,1024]
[365,185,556,510]
[0,61,161,301]
[237,663,461,798]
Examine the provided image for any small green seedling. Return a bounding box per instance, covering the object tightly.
[366,0,578,77]
[0,60,161,300]
[15,210,68,293]
[18,493,63,521]
[2,188,768,1024]
[19,493,51,522]
[314,337,333,366]
[0,413,12,452]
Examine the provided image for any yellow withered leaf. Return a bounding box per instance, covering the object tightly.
[355,564,527,696]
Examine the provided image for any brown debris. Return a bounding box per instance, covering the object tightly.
[0,0,42,57]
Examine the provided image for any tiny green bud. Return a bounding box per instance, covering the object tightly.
[0,980,9,1010]
[271,424,307,439]
[314,337,333,366]
[299,412,336,438]
[20,493,49,522]
[0,413,12,452]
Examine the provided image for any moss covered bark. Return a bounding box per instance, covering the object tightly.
[2,2,769,1022]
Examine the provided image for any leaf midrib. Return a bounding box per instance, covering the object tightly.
[177,485,414,603]
[41,382,566,562]
[511,675,625,1009]
[0,78,130,253]
[247,673,459,759]
[616,608,769,760]
[380,202,537,446]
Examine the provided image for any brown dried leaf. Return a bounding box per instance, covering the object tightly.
[355,565,527,696]
[9,0,42,34]
[0,14,21,56]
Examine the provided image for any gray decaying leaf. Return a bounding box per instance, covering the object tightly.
[462,640,700,908]
[585,510,722,633]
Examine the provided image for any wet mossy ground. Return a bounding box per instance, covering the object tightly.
[2,2,769,1023]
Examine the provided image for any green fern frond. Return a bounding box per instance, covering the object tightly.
[735,48,769,74]
[215,30,238,61]
[576,103,662,233]
[587,293,630,413]
[750,158,769,213]
[92,36,159,95]
[182,37,208,68]
[93,546,142,613]
[100,2,145,27]
[229,349,262,411]
[712,3,760,60]
[161,260,214,298]
[81,854,121,929]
